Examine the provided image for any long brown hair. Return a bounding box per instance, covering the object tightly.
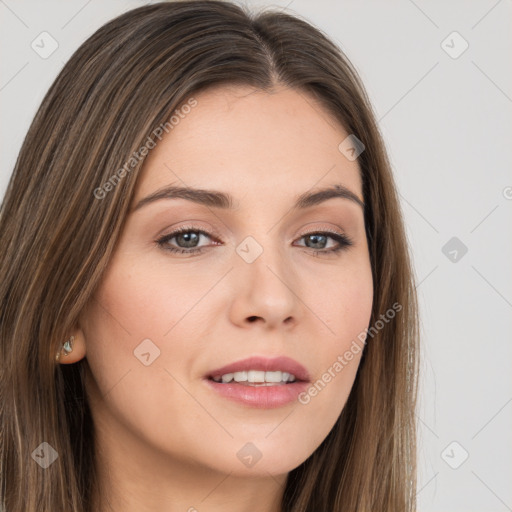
[0,1,419,510]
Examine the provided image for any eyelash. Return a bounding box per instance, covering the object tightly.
[155,226,354,257]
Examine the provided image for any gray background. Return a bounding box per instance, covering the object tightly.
[1,1,511,510]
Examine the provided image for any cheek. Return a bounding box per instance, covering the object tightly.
[308,257,374,343]
[337,272,374,339]
[93,251,224,342]
[270,260,373,456]
[80,252,213,415]
[79,258,173,401]
[80,265,203,458]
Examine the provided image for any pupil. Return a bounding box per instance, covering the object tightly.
[308,234,326,249]
[178,232,199,248]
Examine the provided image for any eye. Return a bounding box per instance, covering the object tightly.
[294,230,354,256]
[156,226,354,256]
[156,226,217,255]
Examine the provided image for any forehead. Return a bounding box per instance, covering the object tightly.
[132,84,363,208]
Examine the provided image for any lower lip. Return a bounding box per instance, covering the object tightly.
[204,379,310,409]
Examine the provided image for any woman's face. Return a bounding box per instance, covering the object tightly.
[79,84,373,478]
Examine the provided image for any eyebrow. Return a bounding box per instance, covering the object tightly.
[131,183,364,213]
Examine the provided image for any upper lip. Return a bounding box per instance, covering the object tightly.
[206,356,310,382]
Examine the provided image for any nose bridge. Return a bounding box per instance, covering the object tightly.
[232,201,286,266]
[235,230,285,279]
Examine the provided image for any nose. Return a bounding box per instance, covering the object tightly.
[228,238,301,330]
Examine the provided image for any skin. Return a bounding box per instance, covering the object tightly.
[63,84,374,512]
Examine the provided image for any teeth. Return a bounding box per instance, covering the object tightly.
[263,371,282,383]
[233,371,248,382]
[212,370,297,384]
[248,370,265,383]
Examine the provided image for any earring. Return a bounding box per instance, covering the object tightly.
[55,336,74,362]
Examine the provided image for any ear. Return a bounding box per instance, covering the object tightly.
[55,329,86,364]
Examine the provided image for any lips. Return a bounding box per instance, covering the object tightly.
[203,356,311,408]
[205,355,311,382]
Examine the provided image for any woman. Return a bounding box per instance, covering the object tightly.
[0,1,420,510]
